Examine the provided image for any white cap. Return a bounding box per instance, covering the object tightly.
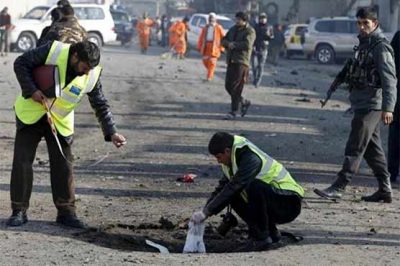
[209,12,216,18]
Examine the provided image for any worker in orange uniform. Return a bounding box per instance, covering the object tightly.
[136,12,154,54]
[197,12,225,81]
[168,17,189,59]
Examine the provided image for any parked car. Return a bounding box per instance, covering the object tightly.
[110,8,133,46]
[303,17,358,64]
[10,4,117,52]
[284,23,308,58]
[186,13,234,49]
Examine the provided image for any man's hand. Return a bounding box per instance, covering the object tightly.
[31,90,46,103]
[382,112,393,125]
[191,210,206,224]
[111,133,126,148]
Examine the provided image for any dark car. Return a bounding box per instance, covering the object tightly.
[110,9,134,46]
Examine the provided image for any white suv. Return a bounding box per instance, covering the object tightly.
[10,4,117,52]
[187,13,234,49]
[303,17,358,64]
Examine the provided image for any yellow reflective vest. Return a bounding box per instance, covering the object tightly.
[221,136,305,201]
[14,41,102,137]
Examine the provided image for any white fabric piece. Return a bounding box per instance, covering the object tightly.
[183,222,206,253]
[145,239,170,254]
[191,210,206,224]
[206,25,215,41]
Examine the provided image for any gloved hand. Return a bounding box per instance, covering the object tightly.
[191,210,206,224]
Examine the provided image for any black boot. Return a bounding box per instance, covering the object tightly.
[361,191,392,203]
[241,100,251,117]
[6,210,28,226]
[314,186,343,199]
[269,224,281,243]
[56,214,87,229]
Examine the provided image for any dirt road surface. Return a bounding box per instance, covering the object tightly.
[0,44,398,265]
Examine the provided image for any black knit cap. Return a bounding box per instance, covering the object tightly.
[235,11,248,21]
[57,0,70,7]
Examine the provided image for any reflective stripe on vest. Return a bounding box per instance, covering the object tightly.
[49,66,102,136]
[221,136,305,199]
[14,41,102,137]
[47,41,64,65]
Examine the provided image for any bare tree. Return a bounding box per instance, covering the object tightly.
[341,0,358,16]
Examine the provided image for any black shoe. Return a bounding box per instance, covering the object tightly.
[314,186,343,200]
[361,191,392,203]
[269,225,281,243]
[6,210,28,226]
[56,214,87,229]
[224,112,236,120]
[235,237,273,252]
[241,100,251,117]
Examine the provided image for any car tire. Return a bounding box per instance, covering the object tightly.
[87,32,102,47]
[17,32,36,52]
[316,44,335,64]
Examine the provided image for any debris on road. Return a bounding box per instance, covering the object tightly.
[176,173,197,183]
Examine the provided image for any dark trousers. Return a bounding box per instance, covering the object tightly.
[388,107,400,182]
[333,110,392,192]
[225,63,248,113]
[11,116,76,215]
[231,179,302,240]
[0,29,8,53]
[251,50,268,87]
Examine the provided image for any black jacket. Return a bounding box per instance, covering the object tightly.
[253,23,272,51]
[204,146,262,216]
[14,41,117,141]
[390,31,400,121]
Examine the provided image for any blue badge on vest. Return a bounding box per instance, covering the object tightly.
[69,86,81,96]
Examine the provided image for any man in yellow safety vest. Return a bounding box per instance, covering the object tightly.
[190,132,304,252]
[8,40,126,228]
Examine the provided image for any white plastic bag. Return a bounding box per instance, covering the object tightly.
[183,221,206,253]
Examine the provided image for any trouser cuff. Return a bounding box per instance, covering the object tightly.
[11,201,29,211]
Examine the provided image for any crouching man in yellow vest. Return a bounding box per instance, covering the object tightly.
[8,40,126,228]
[190,132,304,252]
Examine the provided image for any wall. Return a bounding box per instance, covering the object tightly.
[256,0,398,32]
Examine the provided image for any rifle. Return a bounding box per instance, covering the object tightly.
[320,77,342,108]
[320,58,352,108]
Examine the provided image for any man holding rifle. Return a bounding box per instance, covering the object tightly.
[315,7,397,203]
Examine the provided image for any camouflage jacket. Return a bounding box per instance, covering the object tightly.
[37,15,87,46]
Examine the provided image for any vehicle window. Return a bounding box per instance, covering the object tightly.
[75,7,105,20]
[111,12,129,23]
[191,16,200,27]
[349,20,358,33]
[295,26,307,35]
[23,6,50,20]
[315,21,333,32]
[198,17,206,27]
[334,20,351,33]
[217,19,234,30]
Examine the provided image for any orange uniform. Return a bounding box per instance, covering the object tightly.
[136,18,154,52]
[168,20,188,57]
[197,23,225,80]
